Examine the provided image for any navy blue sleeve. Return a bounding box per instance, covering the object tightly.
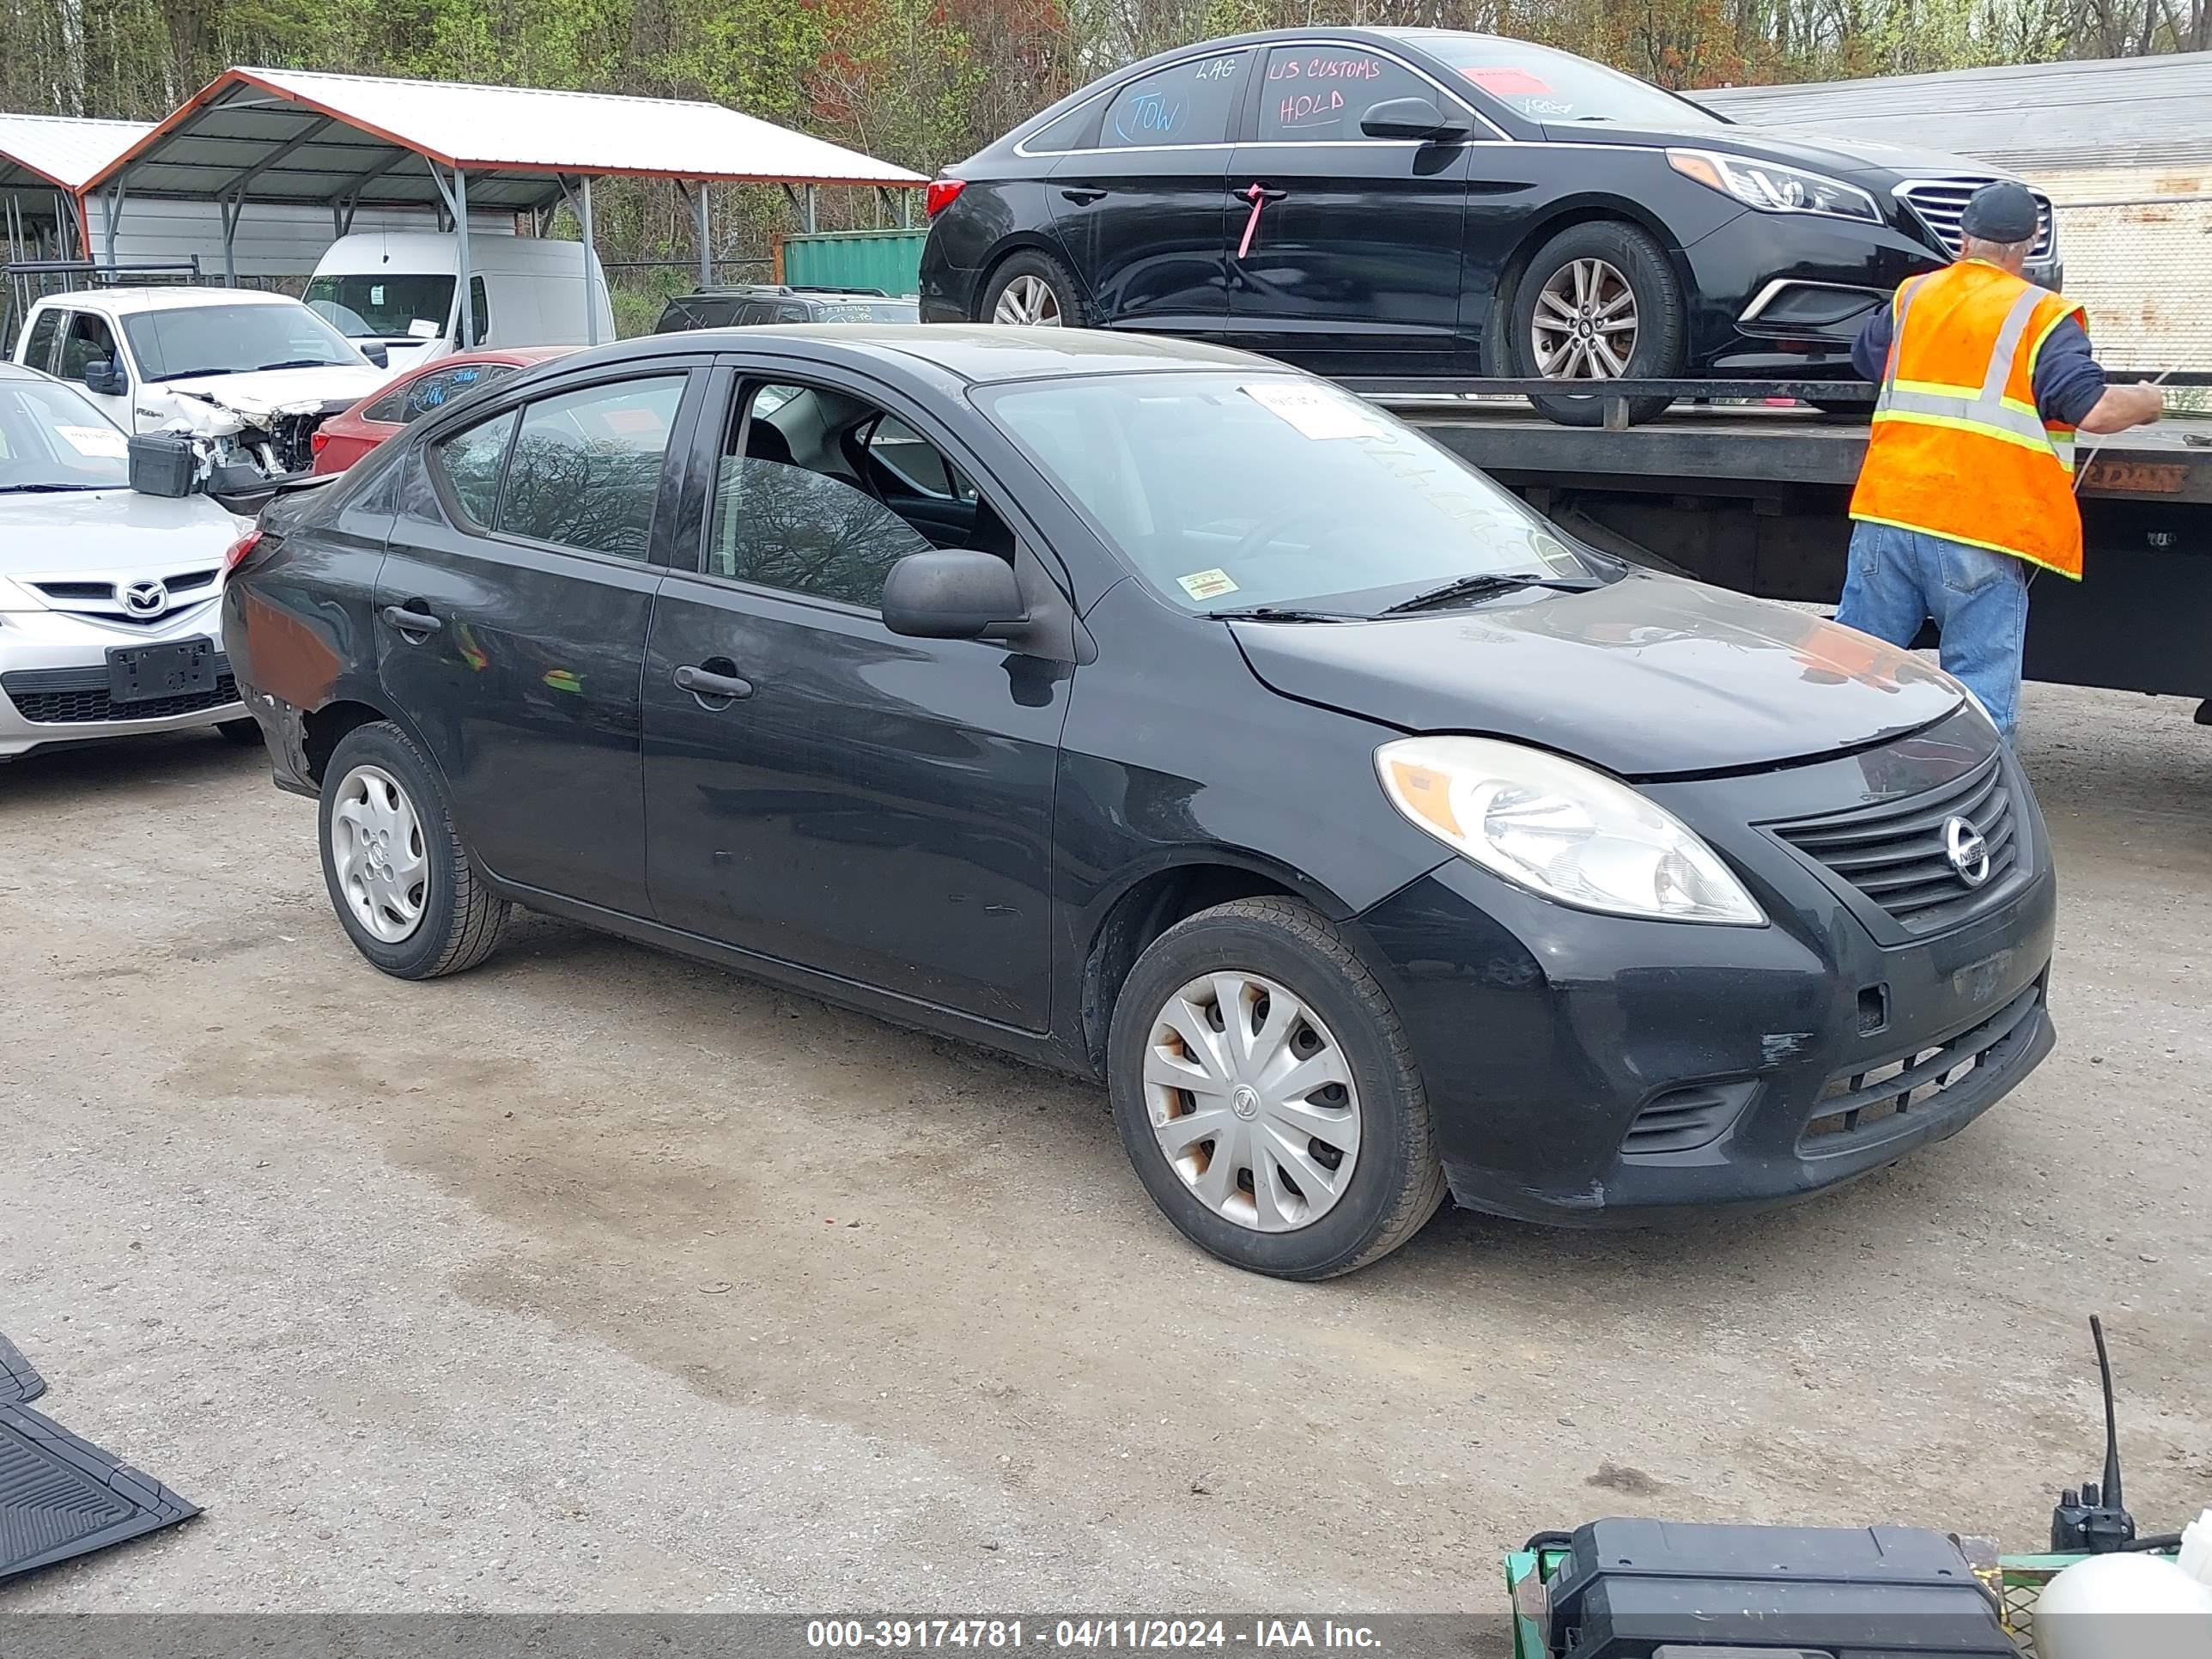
[2031,317,2106,428]
[1851,305,1893,384]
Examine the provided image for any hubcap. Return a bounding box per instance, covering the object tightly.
[1531,258,1638,380]
[1144,973,1361,1233]
[992,274,1063,327]
[329,763,428,944]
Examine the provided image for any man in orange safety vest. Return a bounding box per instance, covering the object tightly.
[1839,181,2163,739]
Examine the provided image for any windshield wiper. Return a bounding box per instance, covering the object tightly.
[149,367,235,382]
[252,359,339,372]
[1206,605,1359,623]
[1379,572,1594,617]
[0,482,114,494]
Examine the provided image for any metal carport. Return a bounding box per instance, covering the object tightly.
[83,68,928,345]
[0,113,149,262]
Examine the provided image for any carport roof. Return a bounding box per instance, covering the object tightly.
[86,67,927,211]
[0,112,152,195]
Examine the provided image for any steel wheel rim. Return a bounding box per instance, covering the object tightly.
[1531,258,1638,380]
[993,274,1063,327]
[1143,972,1361,1233]
[330,763,428,944]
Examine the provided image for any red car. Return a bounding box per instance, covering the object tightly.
[310,346,574,473]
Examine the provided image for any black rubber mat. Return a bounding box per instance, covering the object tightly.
[0,1404,198,1583]
[0,1333,46,1406]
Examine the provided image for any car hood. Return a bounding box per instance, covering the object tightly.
[1540,118,2012,182]
[1229,573,1964,778]
[151,363,389,417]
[0,489,248,580]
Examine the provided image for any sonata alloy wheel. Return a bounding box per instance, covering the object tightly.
[1530,257,1638,380]
[991,273,1064,326]
[328,763,428,943]
[1143,970,1362,1232]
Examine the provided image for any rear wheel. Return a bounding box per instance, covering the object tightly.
[318,721,509,980]
[1511,220,1686,428]
[979,250,1088,329]
[1107,897,1446,1279]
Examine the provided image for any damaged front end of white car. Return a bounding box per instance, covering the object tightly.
[130,385,356,507]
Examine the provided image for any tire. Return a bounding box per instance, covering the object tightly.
[1510,220,1686,428]
[317,720,509,980]
[1107,896,1447,1279]
[216,717,265,747]
[977,249,1090,329]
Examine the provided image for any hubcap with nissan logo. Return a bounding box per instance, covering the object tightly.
[121,579,169,618]
[1944,815,1991,887]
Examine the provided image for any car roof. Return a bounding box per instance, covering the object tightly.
[34,284,305,316]
[562,323,1285,388]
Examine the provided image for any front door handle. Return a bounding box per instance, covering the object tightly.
[674,661,754,704]
[380,603,442,638]
[1059,186,1107,205]
[1236,184,1287,260]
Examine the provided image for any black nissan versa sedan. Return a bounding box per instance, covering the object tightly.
[223,326,2056,1279]
[919,29,2057,420]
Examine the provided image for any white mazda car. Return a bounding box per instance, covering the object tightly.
[0,362,257,761]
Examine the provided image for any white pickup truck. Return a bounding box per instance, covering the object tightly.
[11,286,390,477]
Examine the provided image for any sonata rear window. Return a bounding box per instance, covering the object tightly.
[981,374,1593,615]
[1416,36,1723,127]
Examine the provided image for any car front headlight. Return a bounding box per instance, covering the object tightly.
[1667,148,1881,223]
[1376,736,1765,925]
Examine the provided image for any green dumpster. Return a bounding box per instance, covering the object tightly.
[776,229,926,296]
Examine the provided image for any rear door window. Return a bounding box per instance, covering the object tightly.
[21,310,62,374]
[1098,50,1252,149]
[433,408,517,528]
[1255,46,1439,142]
[494,375,686,560]
[404,361,521,422]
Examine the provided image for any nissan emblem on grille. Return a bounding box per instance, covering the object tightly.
[1945,815,1992,887]
[121,579,169,618]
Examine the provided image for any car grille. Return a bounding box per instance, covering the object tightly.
[1771,751,2020,935]
[1802,982,2043,1150]
[26,568,220,627]
[1895,179,2056,258]
[1,657,236,724]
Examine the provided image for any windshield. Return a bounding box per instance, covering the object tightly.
[124,302,362,382]
[981,374,1593,616]
[1413,35,1723,127]
[305,274,454,340]
[821,301,921,323]
[0,379,131,491]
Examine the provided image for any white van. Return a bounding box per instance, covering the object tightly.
[303,233,615,373]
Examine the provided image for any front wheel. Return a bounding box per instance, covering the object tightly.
[318,720,509,980]
[1511,220,1686,428]
[1107,897,1446,1279]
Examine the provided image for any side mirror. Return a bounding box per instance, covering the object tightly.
[1359,97,1470,143]
[361,341,390,368]
[82,358,127,396]
[882,549,1028,641]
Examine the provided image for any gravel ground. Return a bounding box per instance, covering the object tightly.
[2,678,2208,1613]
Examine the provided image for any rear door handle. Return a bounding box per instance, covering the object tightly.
[1059,186,1107,205]
[674,662,754,703]
[1236,184,1287,260]
[380,603,441,638]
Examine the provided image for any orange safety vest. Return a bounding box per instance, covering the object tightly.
[1849,259,2088,580]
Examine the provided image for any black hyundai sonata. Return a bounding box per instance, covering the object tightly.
[225,326,2054,1279]
[920,29,2057,420]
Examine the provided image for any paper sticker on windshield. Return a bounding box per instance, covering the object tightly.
[57,424,128,459]
[1243,380,1389,440]
[407,318,441,339]
[1177,568,1239,601]
[1464,66,1553,96]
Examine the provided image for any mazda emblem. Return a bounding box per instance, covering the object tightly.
[121,579,169,617]
[1944,815,1991,888]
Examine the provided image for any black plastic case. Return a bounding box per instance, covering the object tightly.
[1540,1518,2014,1658]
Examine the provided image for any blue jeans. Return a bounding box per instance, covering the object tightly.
[1836,522,2030,738]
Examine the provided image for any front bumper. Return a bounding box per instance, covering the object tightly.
[1351,735,2057,1224]
[0,600,240,758]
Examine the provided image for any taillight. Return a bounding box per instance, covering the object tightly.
[310,428,329,457]
[224,528,263,572]
[924,178,966,219]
